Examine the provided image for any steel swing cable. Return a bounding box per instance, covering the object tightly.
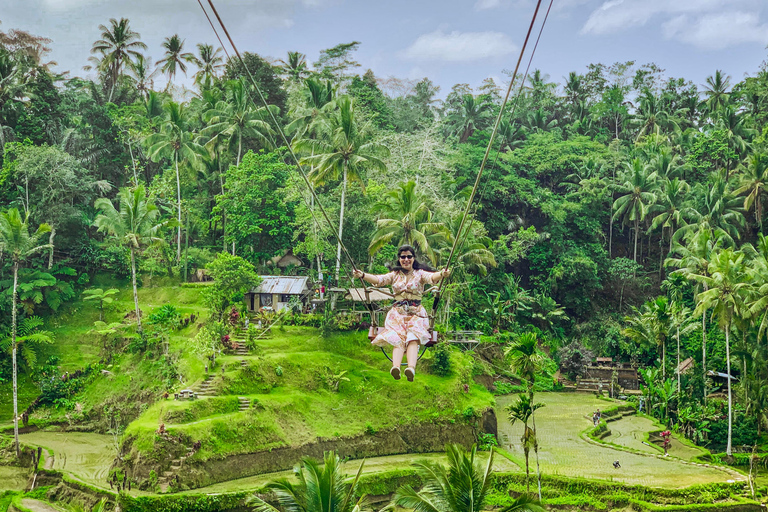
[437,0,553,332]
[430,0,546,323]
[203,0,372,297]
[450,0,555,284]
[197,1,369,306]
[196,0,232,62]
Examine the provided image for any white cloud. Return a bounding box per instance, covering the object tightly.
[475,0,502,10]
[580,0,756,35]
[403,30,517,62]
[664,11,768,50]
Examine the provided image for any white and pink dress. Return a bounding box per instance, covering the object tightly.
[371,269,443,349]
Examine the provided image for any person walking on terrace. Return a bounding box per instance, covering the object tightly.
[353,245,449,382]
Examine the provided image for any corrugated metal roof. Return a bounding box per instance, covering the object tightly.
[250,276,310,295]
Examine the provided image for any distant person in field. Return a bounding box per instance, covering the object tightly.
[613,460,621,469]
[353,244,449,382]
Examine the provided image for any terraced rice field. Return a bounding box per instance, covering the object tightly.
[497,392,741,488]
[0,466,31,491]
[19,431,114,488]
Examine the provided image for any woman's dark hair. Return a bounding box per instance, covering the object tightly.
[389,244,435,272]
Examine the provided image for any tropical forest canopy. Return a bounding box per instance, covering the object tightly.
[2,18,768,454]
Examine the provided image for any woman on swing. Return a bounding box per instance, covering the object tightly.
[353,245,449,382]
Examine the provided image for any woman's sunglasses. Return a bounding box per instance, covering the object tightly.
[399,255,414,260]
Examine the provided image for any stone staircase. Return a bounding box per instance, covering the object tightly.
[238,397,250,411]
[196,375,216,397]
[231,327,249,356]
[158,444,195,492]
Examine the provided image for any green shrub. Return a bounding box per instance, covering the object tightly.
[478,432,498,450]
[429,343,452,376]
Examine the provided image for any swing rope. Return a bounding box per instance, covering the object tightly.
[431,0,550,330]
[199,0,553,349]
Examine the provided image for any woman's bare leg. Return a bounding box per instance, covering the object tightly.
[392,345,405,367]
[406,340,420,369]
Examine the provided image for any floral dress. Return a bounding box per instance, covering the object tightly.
[371,269,443,349]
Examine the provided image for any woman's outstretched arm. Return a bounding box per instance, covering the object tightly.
[352,269,395,286]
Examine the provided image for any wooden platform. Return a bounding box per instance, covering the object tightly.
[447,330,482,350]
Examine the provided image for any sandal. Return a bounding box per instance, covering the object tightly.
[404,367,415,382]
[390,367,401,380]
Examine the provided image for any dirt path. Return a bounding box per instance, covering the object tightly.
[605,415,705,460]
[496,393,741,488]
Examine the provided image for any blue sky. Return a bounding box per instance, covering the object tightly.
[2,0,768,97]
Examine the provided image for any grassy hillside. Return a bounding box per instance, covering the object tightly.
[2,280,494,491]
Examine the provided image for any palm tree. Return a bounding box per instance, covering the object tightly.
[666,227,720,400]
[0,209,52,456]
[690,248,749,455]
[507,395,544,495]
[632,89,680,140]
[245,451,365,512]
[746,234,768,343]
[393,444,544,512]
[93,185,166,334]
[0,316,54,373]
[623,297,671,378]
[296,96,389,284]
[201,79,277,166]
[286,79,337,139]
[648,177,689,262]
[127,54,158,99]
[191,43,224,87]
[145,101,204,261]
[613,158,657,264]
[368,180,447,264]
[441,213,496,276]
[156,35,194,87]
[702,70,731,115]
[505,332,545,385]
[678,176,745,247]
[446,94,493,143]
[279,51,310,82]
[525,108,558,133]
[89,18,147,100]
[736,153,768,232]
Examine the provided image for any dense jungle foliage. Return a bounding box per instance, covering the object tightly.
[1,19,768,456]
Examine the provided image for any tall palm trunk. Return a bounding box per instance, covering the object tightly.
[725,324,733,456]
[334,168,347,284]
[130,247,142,333]
[702,303,707,403]
[237,132,242,166]
[677,325,681,395]
[532,410,542,501]
[175,153,182,262]
[11,261,20,457]
[633,218,640,265]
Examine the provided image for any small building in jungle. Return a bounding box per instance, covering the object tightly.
[246,276,311,312]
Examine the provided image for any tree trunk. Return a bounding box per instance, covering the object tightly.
[334,168,347,285]
[175,153,182,262]
[677,325,681,395]
[725,324,732,456]
[532,411,542,501]
[702,306,707,403]
[184,211,190,282]
[633,218,639,265]
[237,132,242,167]
[12,262,20,457]
[662,338,666,380]
[130,247,142,333]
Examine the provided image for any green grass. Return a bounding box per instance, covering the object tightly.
[124,326,493,463]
